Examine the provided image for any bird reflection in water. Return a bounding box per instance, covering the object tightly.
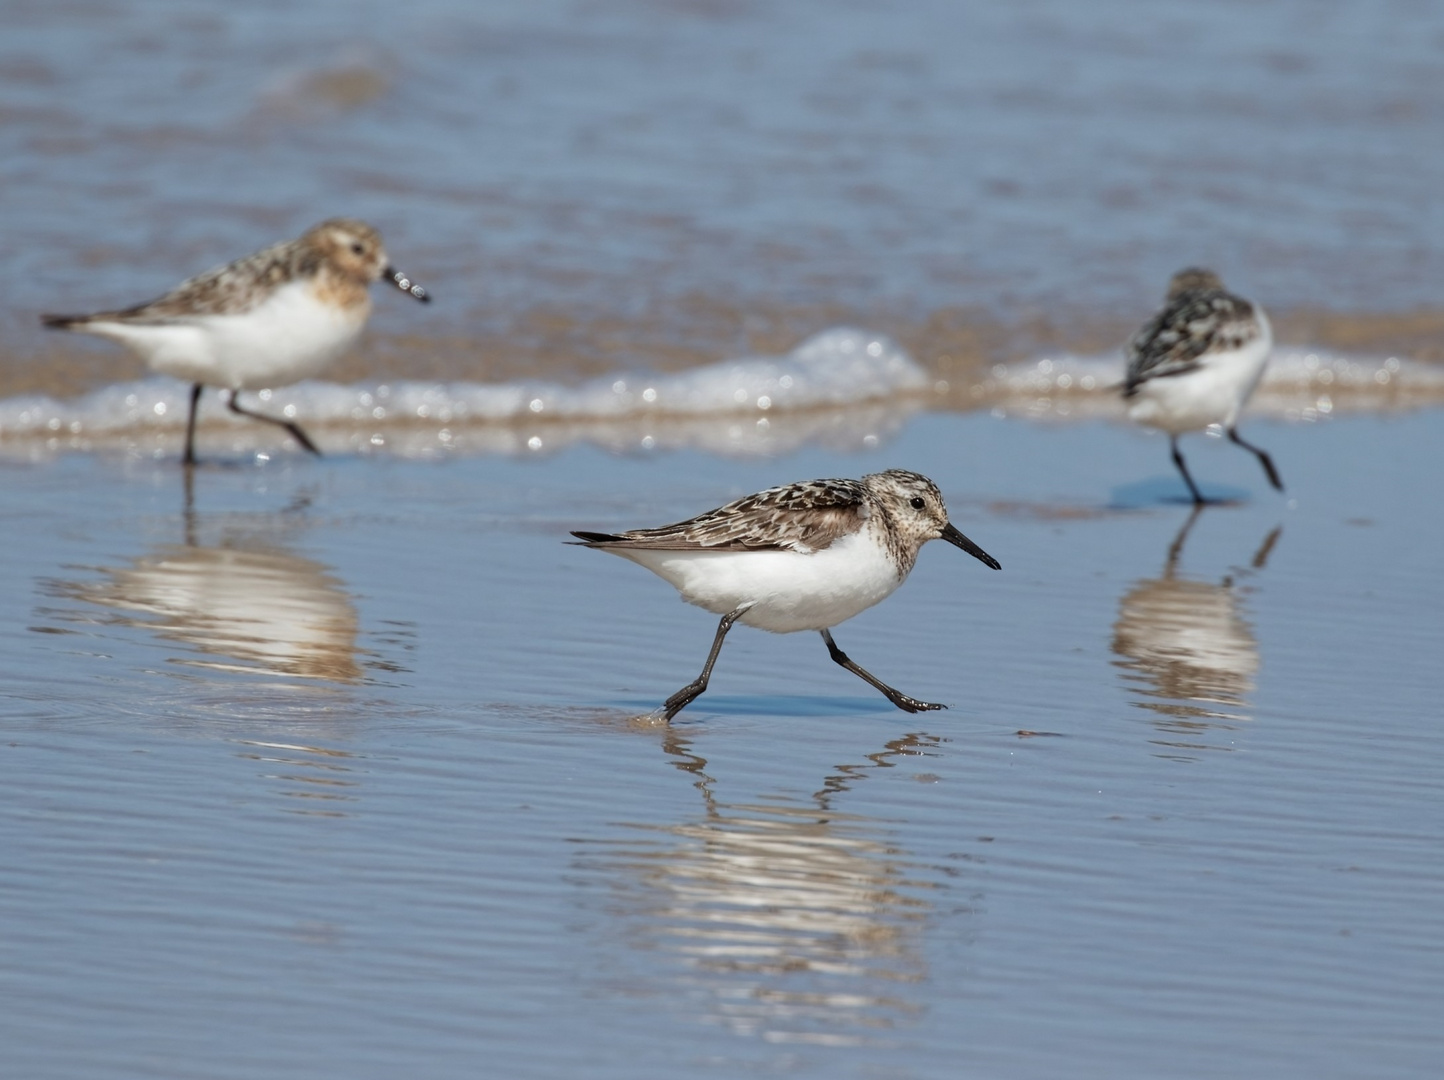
[580,730,960,1046]
[232,738,360,818]
[59,477,362,682]
[1112,507,1281,758]
[38,474,411,816]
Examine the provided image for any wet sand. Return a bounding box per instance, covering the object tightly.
[2,409,1441,1078]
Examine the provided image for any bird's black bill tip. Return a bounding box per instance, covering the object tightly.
[941,522,1001,570]
[386,266,430,303]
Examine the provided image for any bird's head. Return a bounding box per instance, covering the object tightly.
[864,469,1001,569]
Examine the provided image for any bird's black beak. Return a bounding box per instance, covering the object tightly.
[941,522,1001,569]
[386,266,430,303]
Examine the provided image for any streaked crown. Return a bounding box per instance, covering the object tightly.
[1166,267,1225,299]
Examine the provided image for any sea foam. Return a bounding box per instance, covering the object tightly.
[0,327,925,454]
[0,328,1438,460]
[973,346,1444,423]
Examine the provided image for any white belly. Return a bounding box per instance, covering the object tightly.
[1128,312,1272,435]
[611,529,906,634]
[79,281,369,390]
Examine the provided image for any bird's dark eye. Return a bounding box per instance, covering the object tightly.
[351,242,365,255]
[910,496,926,510]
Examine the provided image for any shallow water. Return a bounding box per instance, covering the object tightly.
[4,1,1444,1075]
[3,409,1441,1078]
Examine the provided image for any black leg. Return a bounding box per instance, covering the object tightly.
[820,629,945,713]
[1170,435,1205,505]
[183,382,203,466]
[228,391,321,456]
[1228,427,1283,492]
[662,607,749,721]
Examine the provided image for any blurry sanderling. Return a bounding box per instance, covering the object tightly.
[41,219,430,464]
[1123,268,1283,503]
[571,469,1000,721]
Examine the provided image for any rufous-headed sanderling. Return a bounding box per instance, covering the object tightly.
[42,219,430,464]
[1123,268,1283,504]
[571,469,1000,721]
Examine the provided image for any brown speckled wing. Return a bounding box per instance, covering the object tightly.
[1124,288,1262,395]
[571,478,869,552]
[89,239,304,324]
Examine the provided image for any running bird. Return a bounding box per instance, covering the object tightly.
[570,469,1001,721]
[41,219,430,465]
[1123,268,1283,504]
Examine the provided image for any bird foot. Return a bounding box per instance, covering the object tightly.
[889,694,948,714]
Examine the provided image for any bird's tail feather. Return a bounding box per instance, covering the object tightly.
[568,530,627,545]
[40,313,89,330]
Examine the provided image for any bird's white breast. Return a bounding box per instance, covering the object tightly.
[79,280,370,390]
[1128,309,1273,434]
[609,527,906,634]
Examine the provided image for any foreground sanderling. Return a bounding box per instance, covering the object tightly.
[42,219,430,464]
[1123,268,1283,504]
[571,469,1001,720]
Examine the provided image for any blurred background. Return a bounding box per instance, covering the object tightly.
[4,0,1442,404]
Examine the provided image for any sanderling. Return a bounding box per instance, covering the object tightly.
[571,469,1001,720]
[41,219,430,464]
[1123,268,1283,504]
